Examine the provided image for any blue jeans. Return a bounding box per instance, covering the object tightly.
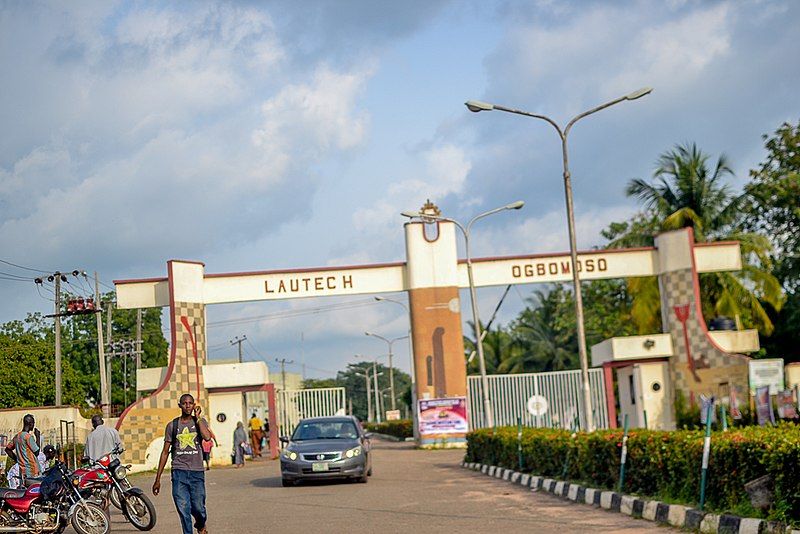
[171,470,206,534]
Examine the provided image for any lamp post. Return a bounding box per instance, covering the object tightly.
[402,201,525,429]
[465,87,652,431]
[354,354,385,424]
[374,296,418,436]
[365,332,408,411]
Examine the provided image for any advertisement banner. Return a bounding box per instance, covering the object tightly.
[418,397,468,435]
[729,385,742,420]
[777,390,798,419]
[755,386,774,426]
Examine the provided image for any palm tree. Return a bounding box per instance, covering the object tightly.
[464,323,514,375]
[507,290,577,372]
[609,143,784,334]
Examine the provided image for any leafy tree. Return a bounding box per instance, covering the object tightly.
[744,120,800,361]
[335,362,411,421]
[465,323,515,375]
[745,120,800,288]
[607,143,784,335]
[301,378,341,389]
[0,331,85,408]
[0,293,168,411]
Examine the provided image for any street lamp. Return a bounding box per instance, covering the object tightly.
[364,331,408,411]
[354,354,386,423]
[464,87,652,431]
[374,296,418,437]
[401,200,525,429]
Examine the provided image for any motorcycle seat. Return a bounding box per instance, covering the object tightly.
[0,488,27,499]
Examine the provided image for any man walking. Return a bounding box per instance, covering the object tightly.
[4,414,40,485]
[248,412,263,458]
[84,415,123,461]
[152,394,212,534]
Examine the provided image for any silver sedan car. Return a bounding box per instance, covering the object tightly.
[280,416,372,487]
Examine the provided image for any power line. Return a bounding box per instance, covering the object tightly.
[0,258,52,273]
[207,298,379,329]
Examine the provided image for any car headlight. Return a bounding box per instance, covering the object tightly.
[282,450,298,461]
[344,446,362,459]
[113,465,127,480]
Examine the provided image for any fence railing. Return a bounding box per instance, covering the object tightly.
[277,388,346,438]
[467,369,609,430]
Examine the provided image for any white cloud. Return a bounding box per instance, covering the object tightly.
[351,143,471,236]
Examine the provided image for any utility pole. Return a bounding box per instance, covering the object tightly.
[54,272,62,406]
[275,358,294,391]
[230,335,247,364]
[135,309,142,401]
[95,273,110,418]
[372,360,381,424]
[106,302,113,412]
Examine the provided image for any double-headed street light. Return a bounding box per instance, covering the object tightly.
[354,354,386,423]
[465,87,652,431]
[402,201,525,429]
[364,332,408,411]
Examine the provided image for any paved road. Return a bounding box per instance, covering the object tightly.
[91,440,664,533]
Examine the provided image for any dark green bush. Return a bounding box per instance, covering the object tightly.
[466,423,800,523]
[365,419,413,439]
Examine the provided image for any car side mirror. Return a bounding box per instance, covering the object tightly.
[279,436,289,445]
[363,432,373,440]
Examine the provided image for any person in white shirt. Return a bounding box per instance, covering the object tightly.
[84,415,123,461]
[6,463,20,489]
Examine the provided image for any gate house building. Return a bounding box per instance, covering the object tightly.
[114,202,756,464]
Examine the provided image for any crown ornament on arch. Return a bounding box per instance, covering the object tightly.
[420,199,441,217]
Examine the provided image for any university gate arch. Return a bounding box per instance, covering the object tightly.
[114,205,750,462]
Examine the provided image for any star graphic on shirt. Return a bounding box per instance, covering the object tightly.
[176,427,197,450]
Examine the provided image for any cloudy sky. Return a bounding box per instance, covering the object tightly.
[1,0,798,380]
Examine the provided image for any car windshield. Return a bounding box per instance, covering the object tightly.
[292,420,359,441]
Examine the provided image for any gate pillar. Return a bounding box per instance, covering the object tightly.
[116,260,208,466]
[404,218,467,446]
[656,229,749,405]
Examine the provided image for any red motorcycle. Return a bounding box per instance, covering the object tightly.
[0,461,109,534]
[74,446,156,531]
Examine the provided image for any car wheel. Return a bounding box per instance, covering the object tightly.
[358,472,368,483]
[281,478,294,487]
[367,466,372,476]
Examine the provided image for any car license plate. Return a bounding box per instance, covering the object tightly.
[312,462,329,472]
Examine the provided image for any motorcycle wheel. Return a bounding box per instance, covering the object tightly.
[70,501,110,534]
[121,493,157,531]
[108,480,131,510]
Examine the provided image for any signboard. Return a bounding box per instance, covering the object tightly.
[776,390,798,419]
[526,395,548,417]
[385,410,401,421]
[418,397,468,435]
[754,386,775,426]
[749,359,784,395]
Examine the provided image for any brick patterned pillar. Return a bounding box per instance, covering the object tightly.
[656,229,749,404]
[116,260,207,466]
[405,220,467,446]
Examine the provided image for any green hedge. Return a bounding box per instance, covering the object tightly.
[364,419,413,439]
[466,424,800,522]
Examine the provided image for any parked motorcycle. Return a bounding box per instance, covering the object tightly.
[0,461,109,534]
[74,446,156,531]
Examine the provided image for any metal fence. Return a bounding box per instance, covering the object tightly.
[277,388,347,437]
[467,369,609,430]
